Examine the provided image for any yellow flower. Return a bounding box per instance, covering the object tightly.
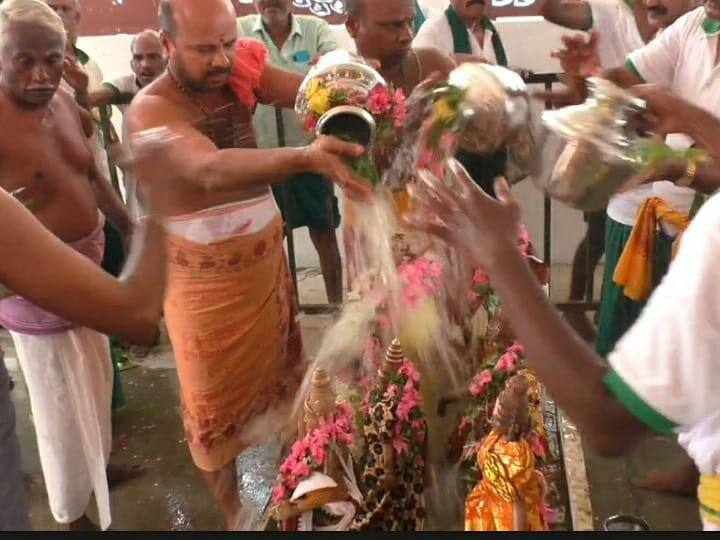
[308,88,331,115]
[433,98,456,122]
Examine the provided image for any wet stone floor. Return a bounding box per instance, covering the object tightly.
[3,269,705,531]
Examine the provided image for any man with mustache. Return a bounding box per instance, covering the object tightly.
[0,0,134,530]
[238,0,344,305]
[549,0,719,498]
[540,0,697,343]
[127,0,370,528]
[90,30,167,222]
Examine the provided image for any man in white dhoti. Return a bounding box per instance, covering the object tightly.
[0,0,131,530]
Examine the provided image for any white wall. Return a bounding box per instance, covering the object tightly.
[78,15,586,264]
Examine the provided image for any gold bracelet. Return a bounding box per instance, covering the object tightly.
[677,158,697,187]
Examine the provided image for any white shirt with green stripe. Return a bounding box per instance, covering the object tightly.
[586,0,644,68]
[604,192,720,528]
[609,8,720,229]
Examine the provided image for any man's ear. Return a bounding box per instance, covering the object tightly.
[346,17,359,39]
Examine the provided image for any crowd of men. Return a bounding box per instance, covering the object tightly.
[0,0,719,532]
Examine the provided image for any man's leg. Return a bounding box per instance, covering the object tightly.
[309,228,343,304]
[567,211,606,341]
[199,462,243,530]
[0,354,29,531]
[11,331,100,529]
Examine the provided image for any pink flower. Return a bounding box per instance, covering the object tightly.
[467,289,482,311]
[304,114,318,132]
[397,386,420,421]
[272,483,287,504]
[386,383,399,399]
[308,436,327,464]
[367,85,392,115]
[472,268,490,286]
[399,360,420,384]
[414,455,425,468]
[469,369,493,396]
[541,502,558,526]
[529,432,546,459]
[496,341,524,372]
[392,435,409,455]
[290,459,311,480]
[392,88,407,127]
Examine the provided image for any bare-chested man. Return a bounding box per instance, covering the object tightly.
[126,0,369,529]
[0,0,132,531]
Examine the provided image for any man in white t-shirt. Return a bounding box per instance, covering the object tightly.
[404,84,720,530]
[414,0,505,65]
[90,30,167,222]
[541,0,695,343]
[552,0,720,496]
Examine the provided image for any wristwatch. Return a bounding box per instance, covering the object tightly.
[677,158,697,187]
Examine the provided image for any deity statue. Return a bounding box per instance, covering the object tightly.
[350,339,427,531]
[464,375,548,531]
[272,369,361,531]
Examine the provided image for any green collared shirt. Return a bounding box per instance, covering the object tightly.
[237,14,339,149]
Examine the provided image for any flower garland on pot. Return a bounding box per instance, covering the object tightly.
[303,79,407,186]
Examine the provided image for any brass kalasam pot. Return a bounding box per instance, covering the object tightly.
[445,62,532,155]
[535,78,647,212]
[295,50,386,148]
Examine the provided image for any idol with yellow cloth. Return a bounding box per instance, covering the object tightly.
[465,375,547,531]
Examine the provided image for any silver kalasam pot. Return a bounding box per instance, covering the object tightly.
[295,50,386,148]
[441,62,535,183]
[534,78,647,212]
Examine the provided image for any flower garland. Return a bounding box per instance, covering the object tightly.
[361,359,426,470]
[303,79,407,186]
[272,402,356,504]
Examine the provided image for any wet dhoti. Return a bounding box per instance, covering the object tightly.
[164,211,303,472]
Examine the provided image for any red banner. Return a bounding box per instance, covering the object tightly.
[79,0,541,36]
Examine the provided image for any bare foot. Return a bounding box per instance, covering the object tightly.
[107,463,147,490]
[632,462,699,497]
[564,312,597,343]
[68,515,100,531]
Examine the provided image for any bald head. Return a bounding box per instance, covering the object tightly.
[42,0,79,43]
[159,0,238,93]
[130,29,165,87]
[159,0,235,38]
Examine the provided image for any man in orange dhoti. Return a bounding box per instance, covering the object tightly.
[127,0,370,529]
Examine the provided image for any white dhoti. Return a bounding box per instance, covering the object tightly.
[11,327,113,529]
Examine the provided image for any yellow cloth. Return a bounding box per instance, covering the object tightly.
[613,197,689,301]
[699,474,720,527]
[464,429,546,531]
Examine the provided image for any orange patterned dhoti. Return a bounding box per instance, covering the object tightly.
[164,215,303,472]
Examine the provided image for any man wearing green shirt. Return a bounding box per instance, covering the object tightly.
[238,1,343,304]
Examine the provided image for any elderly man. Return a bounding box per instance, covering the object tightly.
[238,0,344,304]
[127,0,369,528]
[90,30,167,222]
[43,0,132,413]
[405,84,720,531]
[540,0,698,342]
[0,0,133,530]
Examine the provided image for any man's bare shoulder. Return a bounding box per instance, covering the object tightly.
[127,75,192,132]
[413,46,457,77]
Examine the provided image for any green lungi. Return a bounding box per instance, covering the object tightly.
[272,172,340,232]
[596,216,674,357]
